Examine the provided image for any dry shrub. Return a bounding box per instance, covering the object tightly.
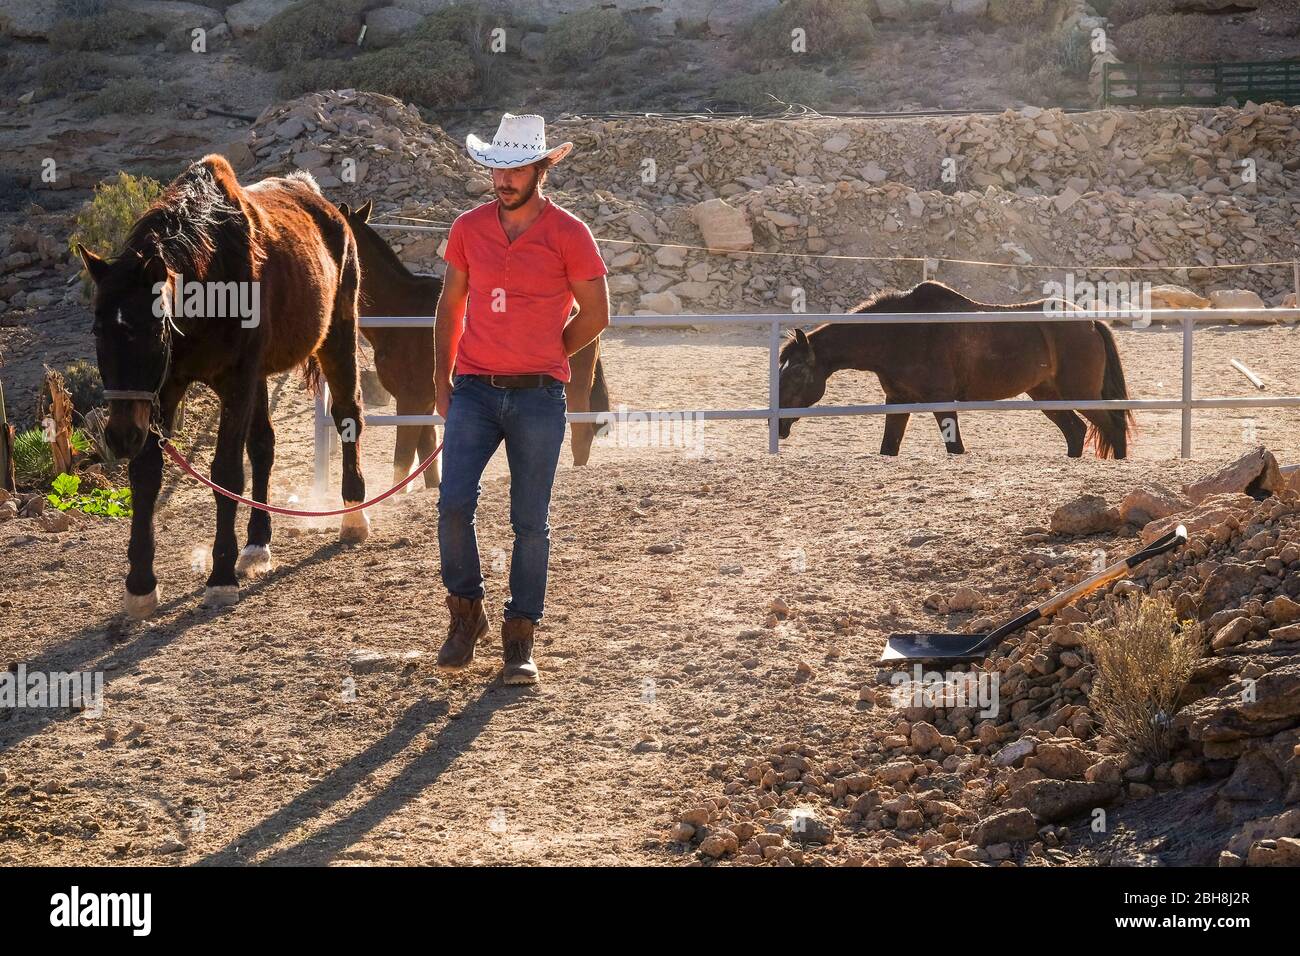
[68,171,166,289]
[1083,593,1203,762]
[713,68,835,109]
[541,8,637,72]
[732,0,874,63]
[248,0,372,71]
[49,10,155,51]
[280,41,477,108]
[411,3,510,92]
[89,78,178,115]
[988,0,1049,24]
[1102,0,1178,26]
[37,51,126,95]
[1113,14,1229,63]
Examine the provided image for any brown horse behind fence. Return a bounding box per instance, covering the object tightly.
[78,154,370,619]
[778,281,1134,458]
[339,200,611,486]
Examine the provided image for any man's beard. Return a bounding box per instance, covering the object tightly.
[496,172,541,210]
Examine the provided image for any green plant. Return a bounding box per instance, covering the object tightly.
[58,360,104,418]
[714,68,835,109]
[541,8,636,72]
[411,2,497,43]
[1083,593,1202,763]
[1103,0,1178,26]
[1055,26,1093,79]
[69,171,166,285]
[249,0,371,70]
[732,0,874,63]
[47,472,131,517]
[281,41,477,108]
[12,428,91,486]
[89,77,178,115]
[1112,14,1227,63]
[277,58,347,98]
[49,10,154,51]
[37,51,126,96]
[988,0,1049,23]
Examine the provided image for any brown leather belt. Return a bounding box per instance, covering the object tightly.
[468,373,562,389]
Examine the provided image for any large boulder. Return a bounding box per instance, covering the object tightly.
[224,0,297,38]
[1183,447,1285,504]
[1050,493,1121,535]
[1014,779,1120,823]
[973,808,1037,846]
[1199,561,1266,617]
[1120,483,1191,526]
[117,1,225,33]
[0,0,61,38]
[1149,284,1210,310]
[1177,663,1300,744]
[364,6,424,47]
[1210,289,1267,310]
[690,198,753,252]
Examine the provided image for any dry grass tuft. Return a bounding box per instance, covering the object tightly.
[1083,593,1203,763]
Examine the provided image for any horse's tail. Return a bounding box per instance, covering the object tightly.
[1087,321,1134,459]
[590,353,611,437]
[301,355,322,396]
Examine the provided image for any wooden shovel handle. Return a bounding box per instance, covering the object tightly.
[1038,525,1188,618]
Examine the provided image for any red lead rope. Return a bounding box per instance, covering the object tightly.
[160,437,443,517]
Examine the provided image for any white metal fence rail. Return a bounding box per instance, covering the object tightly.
[312,308,1300,497]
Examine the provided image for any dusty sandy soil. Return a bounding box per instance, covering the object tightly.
[1,321,1298,865]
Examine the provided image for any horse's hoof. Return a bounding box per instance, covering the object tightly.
[122,585,160,620]
[236,544,273,577]
[339,505,370,544]
[203,585,239,607]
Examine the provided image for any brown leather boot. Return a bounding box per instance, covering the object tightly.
[501,617,539,685]
[438,594,488,668]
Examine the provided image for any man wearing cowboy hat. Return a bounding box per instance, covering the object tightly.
[433,113,609,685]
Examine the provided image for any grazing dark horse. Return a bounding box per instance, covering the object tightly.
[778,281,1133,458]
[78,154,369,619]
[338,199,611,482]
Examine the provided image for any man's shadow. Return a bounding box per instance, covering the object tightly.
[198,683,521,866]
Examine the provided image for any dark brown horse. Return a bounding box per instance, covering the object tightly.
[778,281,1133,458]
[338,200,611,484]
[78,154,369,619]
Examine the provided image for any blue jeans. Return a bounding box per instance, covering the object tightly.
[437,374,567,623]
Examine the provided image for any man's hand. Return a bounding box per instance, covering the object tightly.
[563,275,610,356]
[435,377,453,422]
[435,264,470,424]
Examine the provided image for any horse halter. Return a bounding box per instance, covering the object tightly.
[100,316,178,441]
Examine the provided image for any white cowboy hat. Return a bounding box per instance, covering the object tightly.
[465,112,573,169]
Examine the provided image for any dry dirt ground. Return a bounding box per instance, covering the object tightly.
[1,321,1298,865]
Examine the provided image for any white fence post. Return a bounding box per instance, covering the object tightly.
[313,384,331,499]
[768,318,781,454]
[340,308,1300,464]
[1181,316,1194,459]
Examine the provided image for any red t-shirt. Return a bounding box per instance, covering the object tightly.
[442,198,607,383]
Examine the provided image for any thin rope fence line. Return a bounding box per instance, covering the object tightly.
[371,220,1300,275]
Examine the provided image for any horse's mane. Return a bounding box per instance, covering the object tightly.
[353,217,417,279]
[779,284,923,362]
[123,155,264,280]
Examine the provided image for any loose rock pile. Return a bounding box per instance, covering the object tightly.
[241,92,1300,319]
[0,487,76,533]
[676,447,1300,866]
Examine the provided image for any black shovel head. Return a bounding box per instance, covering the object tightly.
[878,632,991,663]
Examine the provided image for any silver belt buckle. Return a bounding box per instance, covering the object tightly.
[488,374,503,388]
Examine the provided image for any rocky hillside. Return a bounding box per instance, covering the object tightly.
[674,448,1300,867]
[242,91,1300,316]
